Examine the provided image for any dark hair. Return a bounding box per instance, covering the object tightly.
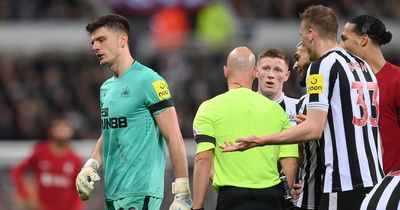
[257,48,290,69]
[348,15,392,46]
[300,5,338,39]
[86,14,131,37]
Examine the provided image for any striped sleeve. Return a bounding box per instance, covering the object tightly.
[306,52,336,112]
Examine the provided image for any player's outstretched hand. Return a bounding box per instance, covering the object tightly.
[220,135,261,152]
[169,178,193,210]
[75,159,100,201]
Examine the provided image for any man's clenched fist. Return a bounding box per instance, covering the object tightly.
[75,159,100,201]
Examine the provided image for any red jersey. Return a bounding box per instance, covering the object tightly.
[376,62,400,174]
[10,141,84,210]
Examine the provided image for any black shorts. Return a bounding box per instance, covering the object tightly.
[318,187,372,210]
[216,184,285,210]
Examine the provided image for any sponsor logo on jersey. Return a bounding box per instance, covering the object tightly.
[307,74,324,94]
[101,108,128,129]
[40,172,70,188]
[152,80,171,100]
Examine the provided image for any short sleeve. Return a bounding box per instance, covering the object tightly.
[143,73,174,115]
[193,102,216,154]
[306,58,335,112]
[279,144,299,158]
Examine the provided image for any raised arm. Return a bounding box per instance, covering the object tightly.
[222,109,327,151]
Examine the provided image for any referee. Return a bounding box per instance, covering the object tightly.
[192,46,298,210]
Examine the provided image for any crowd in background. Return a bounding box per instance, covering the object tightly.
[0,0,400,21]
[0,0,399,140]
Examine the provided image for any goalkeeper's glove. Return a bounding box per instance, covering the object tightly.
[169,178,193,210]
[75,159,100,201]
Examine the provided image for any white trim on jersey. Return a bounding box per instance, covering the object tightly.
[275,93,298,126]
[305,47,383,193]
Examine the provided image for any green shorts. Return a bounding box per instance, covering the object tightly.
[105,196,162,210]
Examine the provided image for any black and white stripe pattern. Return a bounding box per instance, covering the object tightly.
[295,95,323,209]
[360,169,400,210]
[276,93,298,126]
[306,48,384,193]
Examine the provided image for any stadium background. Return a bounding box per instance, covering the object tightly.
[0,0,399,209]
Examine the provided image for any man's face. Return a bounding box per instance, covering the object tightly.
[51,120,73,143]
[294,45,311,80]
[90,27,122,66]
[340,23,364,58]
[256,56,290,100]
[299,22,318,61]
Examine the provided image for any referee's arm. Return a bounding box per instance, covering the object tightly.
[279,157,298,188]
[193,149,213,209]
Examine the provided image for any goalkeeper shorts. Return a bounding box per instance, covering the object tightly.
[105,195,162,210]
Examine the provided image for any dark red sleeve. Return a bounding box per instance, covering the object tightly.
[9,148,38,200]
[395,74,400,124]
[71,154,84,210]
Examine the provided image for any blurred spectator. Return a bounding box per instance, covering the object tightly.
[0,53,110,140]
[0,0,96,21]
[10,117,84,210]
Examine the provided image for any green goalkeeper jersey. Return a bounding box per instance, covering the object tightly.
[193,88,298,191]
[100,61,174,201]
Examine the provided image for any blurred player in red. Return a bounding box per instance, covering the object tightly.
[10,117,84,210]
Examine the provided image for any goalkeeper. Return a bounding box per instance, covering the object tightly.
[192,47,298,210]
[76,14,191,210]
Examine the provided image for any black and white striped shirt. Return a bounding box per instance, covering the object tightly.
[360,168,400,210]
[295,95,323,209]
[276,93,298,127]
[306,48,384,193]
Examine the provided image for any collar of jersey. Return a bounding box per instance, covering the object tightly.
[274,92,285,103]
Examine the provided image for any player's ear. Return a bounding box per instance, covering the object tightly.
[360,34,368,47]
[252,67,257,79]
[120,33,128,48]
[284,69,291,82]
[308,27,316,44]
[223,65,228,79]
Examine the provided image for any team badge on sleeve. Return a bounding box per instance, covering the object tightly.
[307,74,324,94]
[152,80,171,100]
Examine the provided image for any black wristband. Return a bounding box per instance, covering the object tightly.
[191,208,204,210]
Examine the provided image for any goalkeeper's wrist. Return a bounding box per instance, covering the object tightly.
[172,178,190,194]
[83,158,99,171]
